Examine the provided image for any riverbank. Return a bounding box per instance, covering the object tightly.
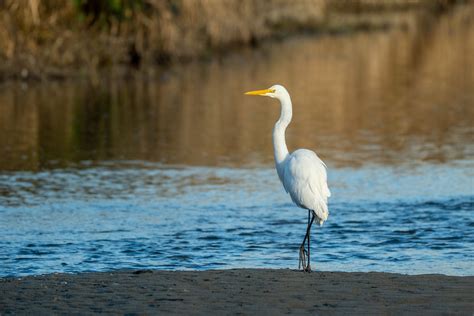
[1,269,473,314]
[0,0,468,82]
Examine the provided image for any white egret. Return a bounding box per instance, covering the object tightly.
[245,85,331,272]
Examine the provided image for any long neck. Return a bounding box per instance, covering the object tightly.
[272,92,292,179]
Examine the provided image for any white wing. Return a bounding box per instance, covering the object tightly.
[282,149,331,225]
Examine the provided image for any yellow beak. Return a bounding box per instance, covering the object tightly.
[244,89,273,96]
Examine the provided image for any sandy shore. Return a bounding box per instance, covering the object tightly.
[1,269,473,315]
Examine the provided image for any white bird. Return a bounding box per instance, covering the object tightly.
[245,84,331,272]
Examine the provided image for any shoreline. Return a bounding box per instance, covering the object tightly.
[1,269,473,314]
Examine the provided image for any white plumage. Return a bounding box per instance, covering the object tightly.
[283,149,331,226]
[245,84,331,272]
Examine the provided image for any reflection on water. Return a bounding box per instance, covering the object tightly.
[0,6,473,276]
[0,6,473,170]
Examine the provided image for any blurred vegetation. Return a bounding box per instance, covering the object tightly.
[73,0,144,25]
[0,0,469,81]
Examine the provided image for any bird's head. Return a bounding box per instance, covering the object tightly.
[244,84,289,99]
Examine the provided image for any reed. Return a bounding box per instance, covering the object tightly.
[0,0,466,81]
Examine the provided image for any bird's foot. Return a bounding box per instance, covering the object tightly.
[303,264,312,273]
[299,245,308,271]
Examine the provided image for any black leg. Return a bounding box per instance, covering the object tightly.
[307,212,315,272]
[299,211,310,270]
[300,210,315,272]
[308,219,311,270]
[307,210,311,270]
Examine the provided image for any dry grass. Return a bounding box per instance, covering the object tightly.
[0,0,463,81]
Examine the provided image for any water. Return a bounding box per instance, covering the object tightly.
[1,6,473,276]
[0,162,473,276]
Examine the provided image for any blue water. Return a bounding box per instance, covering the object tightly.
[1,161,473,277]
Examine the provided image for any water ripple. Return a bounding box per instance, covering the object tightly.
[0,163,473,276]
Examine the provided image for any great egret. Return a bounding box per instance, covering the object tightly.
[245,85,331,272]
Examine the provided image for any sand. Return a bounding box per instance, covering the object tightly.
[1,269,473,315]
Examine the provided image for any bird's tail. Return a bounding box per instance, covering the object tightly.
[313,200,329,227]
